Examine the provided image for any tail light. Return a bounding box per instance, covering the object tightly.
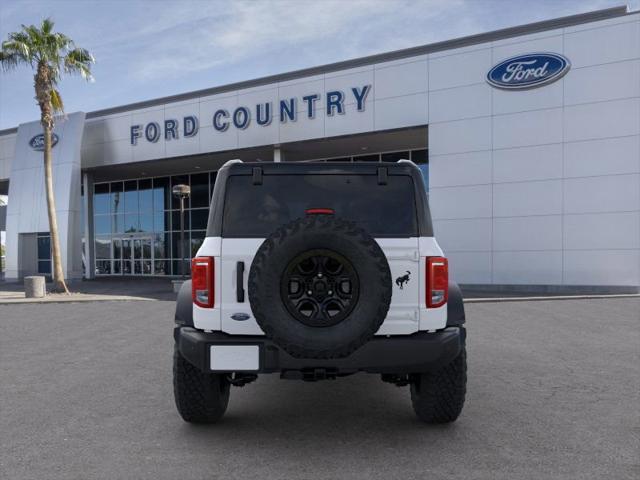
[192,257,214,308]
[305,208,335,215]
[426,257,448,308]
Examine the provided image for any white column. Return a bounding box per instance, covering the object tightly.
[273,147,282,163]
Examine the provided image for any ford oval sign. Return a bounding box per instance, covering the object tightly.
[487,53,570,90]
[231,312,251,321]
[29,133,59,151]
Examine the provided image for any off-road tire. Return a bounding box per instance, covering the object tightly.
[410,345,467,423]
[173,344,230,423]
[249,215,392,359]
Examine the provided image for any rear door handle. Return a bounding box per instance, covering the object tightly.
[236,261,245,302]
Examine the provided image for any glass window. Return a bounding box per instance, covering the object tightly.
[191,209,209,230]
[124,180,138,212]
[124,213,139,233]
[382,151,410,162]
[96,260,111,275]
[94,183,110,214]
[139,212,153,232]
[171,175,190,209]
[138,179,153,212]
[172,259,190,277]
[112,214,124,234]
[153,233,168,258]
[38,260,51,274]
[113,238,122,260]
[95,215,111,235]
[190,231,205,257]
[37,235,51,260]
[95,237,111,259]
[222,174,418,237]
[153,177,170,211]
[111,182,123,215]
[172,232,189,259]
[190,173,209,208]
[154,260,170,275]
[172,210,190,231]
[154,211,169,232]
[411,149,428,164]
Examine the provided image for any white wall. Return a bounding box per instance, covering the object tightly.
[5,113,85,280]
[0,133,16,181]
[429,12,640,288]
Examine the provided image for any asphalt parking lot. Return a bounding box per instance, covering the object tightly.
[1,298,638,480]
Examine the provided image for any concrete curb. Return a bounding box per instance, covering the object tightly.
[464,294,640,303]
[0,295,158,304]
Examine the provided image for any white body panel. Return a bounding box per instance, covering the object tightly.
[193,235,448,334]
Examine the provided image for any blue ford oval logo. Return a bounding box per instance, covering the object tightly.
[487,53,570,90]
[29,133,59,151]
[231,312,251,321]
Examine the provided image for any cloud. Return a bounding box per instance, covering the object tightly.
[92,0,471,81]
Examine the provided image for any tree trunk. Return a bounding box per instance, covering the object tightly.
[35,63,69,293]
[43,122,69,293]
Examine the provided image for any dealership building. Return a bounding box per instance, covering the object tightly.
[0,5,639,292]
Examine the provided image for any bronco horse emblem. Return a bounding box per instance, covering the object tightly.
[395,271,411,290]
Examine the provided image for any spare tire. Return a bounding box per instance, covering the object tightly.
[248,215,392,359]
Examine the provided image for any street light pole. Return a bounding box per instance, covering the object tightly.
[172,184,191,279]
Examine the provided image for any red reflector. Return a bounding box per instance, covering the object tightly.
[426,257,448,308]
[192,257,214,308]
[305,208,335,215]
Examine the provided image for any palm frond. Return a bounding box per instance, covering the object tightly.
[50,88,64,113]
[2,36,32,64]
[0,51,20,70]
[41,17,54,35]
[64,47,94,81]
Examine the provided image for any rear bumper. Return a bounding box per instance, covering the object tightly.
[174,326,465,375]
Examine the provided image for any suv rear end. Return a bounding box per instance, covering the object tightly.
[174,160,466,424]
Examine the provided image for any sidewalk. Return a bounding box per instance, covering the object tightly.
[0,277,177,304]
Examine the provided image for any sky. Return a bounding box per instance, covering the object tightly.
[0,0,636,130]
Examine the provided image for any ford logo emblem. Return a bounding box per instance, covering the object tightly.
[29,133,59,151]
[231,312,251,321]
[487,53,570,90]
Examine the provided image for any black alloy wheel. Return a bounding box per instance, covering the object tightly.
[280,249,359,327]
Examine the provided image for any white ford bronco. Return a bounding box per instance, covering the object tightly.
[174,160,466,423]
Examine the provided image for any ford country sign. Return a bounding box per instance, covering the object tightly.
[487,53,570,90]
[29,133,59,151]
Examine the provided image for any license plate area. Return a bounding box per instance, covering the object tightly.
[210,345,259,371]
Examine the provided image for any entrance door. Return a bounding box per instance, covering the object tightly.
[132,237,153,275]
[113,236,153,275]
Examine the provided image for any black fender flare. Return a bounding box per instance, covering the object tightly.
[446,281,465,326]
[175,280,193,327]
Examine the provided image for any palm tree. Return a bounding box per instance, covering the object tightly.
[0,18,94,293]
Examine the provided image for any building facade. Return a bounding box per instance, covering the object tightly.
[0,6,639,292]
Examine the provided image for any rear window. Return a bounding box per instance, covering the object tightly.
[222,174,418,237]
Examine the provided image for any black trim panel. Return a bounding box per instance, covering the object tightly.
[447,281,466,326]
[174,280,194,327]
[236,261,245,302]
[174,326,465,375]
